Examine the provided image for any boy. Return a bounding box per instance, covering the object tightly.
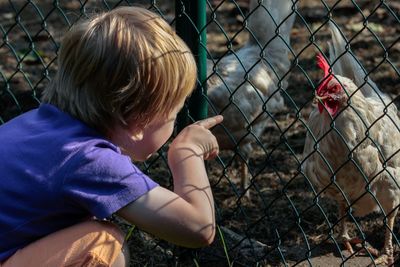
[0,6,222,267]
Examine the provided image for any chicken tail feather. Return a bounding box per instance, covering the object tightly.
[327,22,384,100]
[248,0,295,51]
[247,0,296,78]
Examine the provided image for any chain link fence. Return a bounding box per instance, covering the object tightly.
[1,0,399,266]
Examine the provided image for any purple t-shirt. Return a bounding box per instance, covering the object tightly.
[0,104,158,261]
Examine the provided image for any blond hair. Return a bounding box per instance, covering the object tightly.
[42,6,197,135]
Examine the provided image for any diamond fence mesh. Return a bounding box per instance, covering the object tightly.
[1,0,399,266]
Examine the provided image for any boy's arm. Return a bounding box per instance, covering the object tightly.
[116,115,223,248]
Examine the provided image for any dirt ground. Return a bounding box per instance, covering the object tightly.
[1,0,400,266]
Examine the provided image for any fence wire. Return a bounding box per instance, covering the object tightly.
[1,0,399,266]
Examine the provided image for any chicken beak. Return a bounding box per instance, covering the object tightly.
[313,95,328,104]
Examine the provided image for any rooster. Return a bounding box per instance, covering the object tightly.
[302,22,400,266]
[207,0,296,198]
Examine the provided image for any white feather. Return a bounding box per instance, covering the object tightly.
[327,22,390,103]
[206,0,296,195]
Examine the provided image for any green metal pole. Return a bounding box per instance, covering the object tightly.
[175,0,208,132]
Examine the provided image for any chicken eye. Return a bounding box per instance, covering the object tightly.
[331,84,343,93]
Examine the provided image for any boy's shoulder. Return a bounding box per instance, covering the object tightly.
[0,103,122,170]
[1,103,102,140]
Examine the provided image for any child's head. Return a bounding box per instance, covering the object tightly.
[42,6,197,135]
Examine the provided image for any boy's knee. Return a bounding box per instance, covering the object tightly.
[95,221,130,267]
[112,242,130,267]
[1,220,128,267]
[93,220,125,242]
[80,220,127,266]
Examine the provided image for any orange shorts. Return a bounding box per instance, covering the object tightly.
[1,220,125,267]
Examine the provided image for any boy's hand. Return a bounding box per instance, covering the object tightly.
[119,115,223,249]
[169,115,223,160]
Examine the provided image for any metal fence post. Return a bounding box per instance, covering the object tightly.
[175,0,208,131]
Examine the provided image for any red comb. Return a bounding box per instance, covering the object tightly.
[316,53,333,95]
[316,53,331,77]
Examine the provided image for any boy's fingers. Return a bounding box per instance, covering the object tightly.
[195,115,223,129]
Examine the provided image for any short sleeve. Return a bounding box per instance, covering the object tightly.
[62,145,158,219]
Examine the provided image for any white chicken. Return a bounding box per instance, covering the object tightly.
[302,22,400,265]
[207,0,296,198]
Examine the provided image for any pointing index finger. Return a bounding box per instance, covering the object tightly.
[195,115,223,129]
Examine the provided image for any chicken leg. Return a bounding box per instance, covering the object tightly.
[372,208,398,266]
[338,201,379,258]
[239,159,250,199]
[338,201,358,255]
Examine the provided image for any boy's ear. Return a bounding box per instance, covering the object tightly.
[109,124,144,145]
[130,130,144,141]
